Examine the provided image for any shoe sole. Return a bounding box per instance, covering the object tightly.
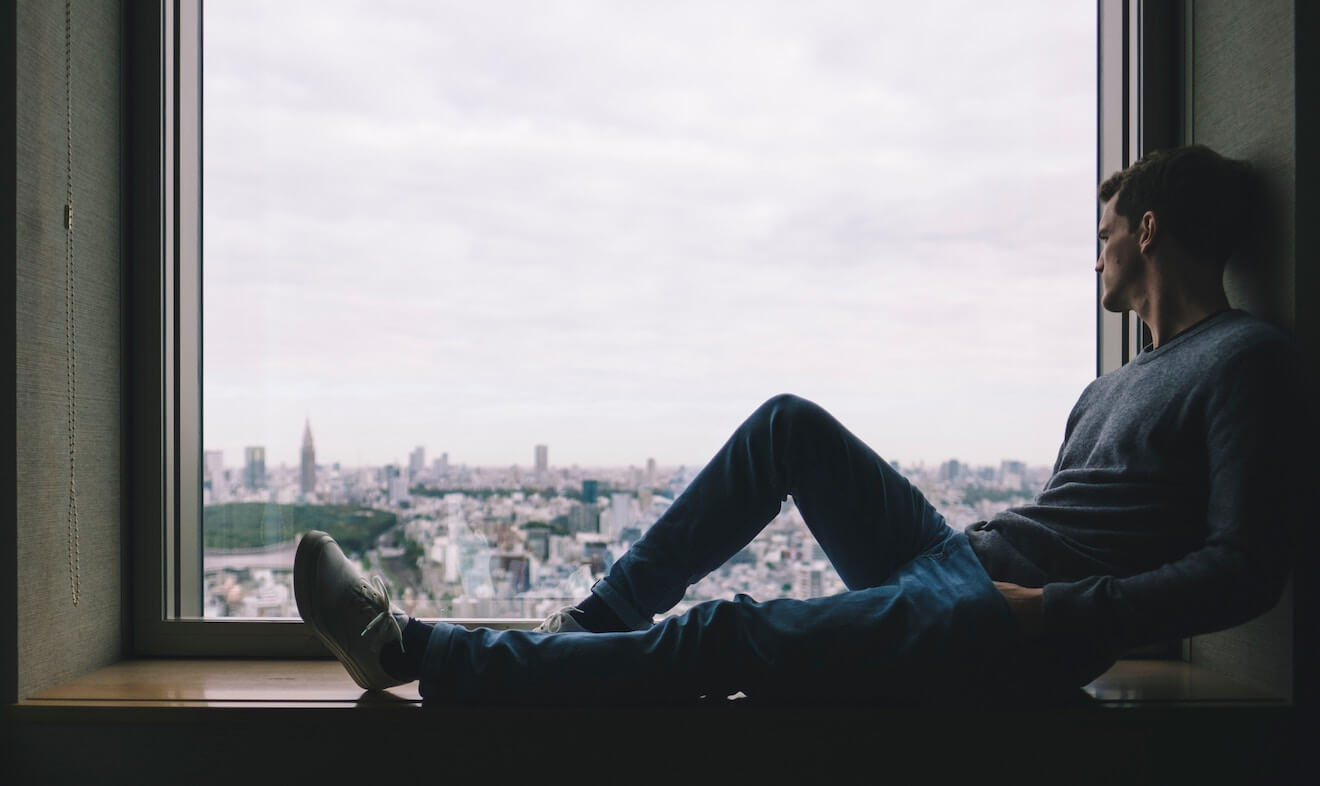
[294,530,378,691]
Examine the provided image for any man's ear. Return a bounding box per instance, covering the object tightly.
[1138,210,1158,253]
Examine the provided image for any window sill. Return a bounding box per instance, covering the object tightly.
[18,658,423,709]
[11,656,1286,710]
[3,659,1297,784]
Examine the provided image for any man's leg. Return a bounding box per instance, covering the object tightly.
[294,504,1029,703]
[420,531,1024,705]
[296,394,1014,703]
[589,393,952,630]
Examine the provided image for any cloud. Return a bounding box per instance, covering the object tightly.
[201,0,1098,469]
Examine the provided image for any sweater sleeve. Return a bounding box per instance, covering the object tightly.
[1039,341,1306,686]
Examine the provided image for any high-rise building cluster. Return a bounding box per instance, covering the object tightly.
[200,421,1049,621]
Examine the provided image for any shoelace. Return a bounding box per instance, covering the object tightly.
[359,575,405,652]
[535,606,580,633]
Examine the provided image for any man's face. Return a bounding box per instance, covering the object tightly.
[1095,194,1146,313]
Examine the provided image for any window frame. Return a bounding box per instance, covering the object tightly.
[130,0,317,656]
[132,0,1143,657]
[1097,0,1181,375]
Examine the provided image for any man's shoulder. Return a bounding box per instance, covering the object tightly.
[1204,310,1299,367]
[1091,310,1301,404]
[1187,313,1308,420]
[1163,309,1298,370]
[1076,310,1301,414]
[1212,309,1293,345]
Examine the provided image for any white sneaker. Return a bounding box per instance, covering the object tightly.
[534,606,587,633]
[294,530,410,691]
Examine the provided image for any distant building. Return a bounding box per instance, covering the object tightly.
[581,538,612,575]
[244,446,266,491]
[572,502,600,534]
[204,450,225,502]
[999,459,1028,489]
[389,475,410,506]
[524,527,550,562]
[794,562,827,599]
[409,445,426,480]
[646,457,656,486]
[491,554,531,594]
[534,444,548,480]
[1000,459,1027,475]
[938,459,963,483]
[299,420,316,498]
[581,479,598,504]
[609,492,633,540]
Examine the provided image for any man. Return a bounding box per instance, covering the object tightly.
[294,144,1304,705]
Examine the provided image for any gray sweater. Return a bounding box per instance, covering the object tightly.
[965,309,1307,686]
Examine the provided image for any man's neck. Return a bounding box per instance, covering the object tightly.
[1133,262,1230,348]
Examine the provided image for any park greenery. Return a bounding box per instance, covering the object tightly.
[960,485,1035,507]
[203,502,397,555]
[410,485,582,501]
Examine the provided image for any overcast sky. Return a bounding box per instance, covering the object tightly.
[201,0,1098,472]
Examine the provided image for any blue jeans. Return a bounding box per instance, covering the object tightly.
[419,394,1034,705]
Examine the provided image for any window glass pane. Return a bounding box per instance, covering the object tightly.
[200,0,1096,620]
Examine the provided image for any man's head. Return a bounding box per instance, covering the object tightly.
[1095,145,1255,313]
[1097,144,1255,268]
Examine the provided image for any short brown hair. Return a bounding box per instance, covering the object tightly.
[1098,144,1256,267]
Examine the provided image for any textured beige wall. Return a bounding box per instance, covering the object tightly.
[1193,0,1297,329]
[15,0,122,699]
[1186,0,1297,699]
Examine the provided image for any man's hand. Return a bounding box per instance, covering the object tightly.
[993,581,1045,639]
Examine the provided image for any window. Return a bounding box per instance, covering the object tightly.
[134,0,1109,655]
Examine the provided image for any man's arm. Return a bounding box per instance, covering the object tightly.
[1038,342,1305,684]
[994,581,1043,638]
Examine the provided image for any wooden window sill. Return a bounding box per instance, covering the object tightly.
[12,657,1286,710]
[4,659,1297,784]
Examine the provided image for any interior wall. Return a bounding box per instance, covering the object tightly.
[1184,0,1299,700]
[1,0,18,708]
[14,0,123,699]
[1291,0,1318,719]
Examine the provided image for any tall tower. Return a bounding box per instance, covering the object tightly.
[534,444,548,481]
[300,419,316,498]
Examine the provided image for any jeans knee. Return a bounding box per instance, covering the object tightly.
[690,595,765,642]
[759,393,830,432]
[760,392,817,420]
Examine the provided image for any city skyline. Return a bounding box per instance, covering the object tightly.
[202,415,1051,625]
[206,421,1053,477]
[203,423,1050,623]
